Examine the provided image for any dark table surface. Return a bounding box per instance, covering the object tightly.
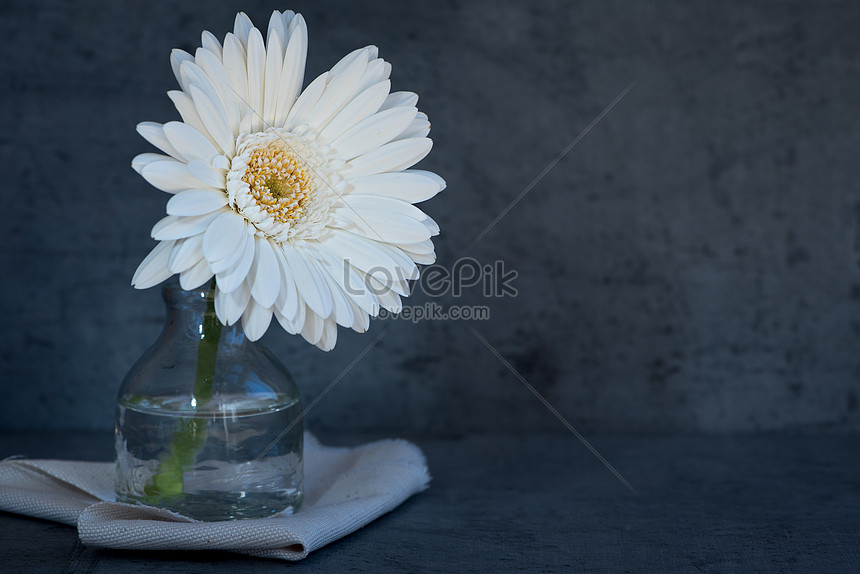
[0,431,858,573]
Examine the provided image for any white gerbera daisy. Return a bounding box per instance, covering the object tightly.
[131,10,445,350]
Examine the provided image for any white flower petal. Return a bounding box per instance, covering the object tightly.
[141,159,214,194]
[152,210,224,241]
[233,12,254,47]
[274,300,304,335]
[209,231,251,274]
[184,159,225,190]
[180,59,221,102]
[316,318,338,351]
[318,80,390,143]
[285,72,328,129]
[162,121,219,163]
[222,33,249,113]
[273,245,300,320]
[300,307,325,345]
[266,11,288,52]
[167,90,212,143]
[274,15,307,126]
[167,189,228,216]
[132,153,169,175]
[367,275,403,313]
[333,106,417,159]
[307,52,368,130]
[348,299,371,332]
[317,229,415,291]
[263,23,284,128]
[212,155,230,171]
[328,46,373,77]
[215,282,251,325]
[179,258,214,290]
[238,109,256,135]
[137,122,184,160]
[246,26,266,133]
[343,137,433,178]
[401,249,436,265]
[422,214,440,236]
[343,194,428,223]
[189,83,235,156]
[132,240,175,289]
[315,260,354,328]
[330,206,432,245]
[287,293,308,330]
[347,169,446,203]
[216,232,255,293]
[370,240,421,281]
[283,10,298,30]
[168,234,204,273]
[380,91,419,111]
[282,244,333,318]
[202,211,247,263]
[395,112,431,140]
[170,49,194,92]
[249,238,280,308]
[241,298,273,341]
[350,59,391,98]
[395,238,435,255]
[189,49,241,139]
[200,30,222,58]
[307,242,379,316]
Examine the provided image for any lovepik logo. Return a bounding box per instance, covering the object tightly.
[341,257,518,298]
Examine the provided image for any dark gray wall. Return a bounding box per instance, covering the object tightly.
[2,0,859,434]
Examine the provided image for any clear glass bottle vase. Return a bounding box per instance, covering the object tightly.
[115,285,303,520]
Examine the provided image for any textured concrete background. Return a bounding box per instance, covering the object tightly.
[1,0,859,434]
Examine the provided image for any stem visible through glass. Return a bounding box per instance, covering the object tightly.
[143,279,222,502]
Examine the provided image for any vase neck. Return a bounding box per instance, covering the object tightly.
[162,286,244,345]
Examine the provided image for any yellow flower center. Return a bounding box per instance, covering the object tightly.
[241,143,314,224]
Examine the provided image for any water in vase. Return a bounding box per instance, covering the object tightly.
[116,394,303,521]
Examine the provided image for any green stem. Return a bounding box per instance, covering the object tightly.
[143,281,222,502]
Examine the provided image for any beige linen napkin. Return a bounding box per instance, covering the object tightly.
[0,433,429,560]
